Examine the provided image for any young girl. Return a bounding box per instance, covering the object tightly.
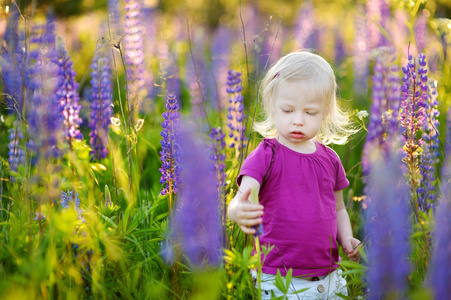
[227,51,361,299]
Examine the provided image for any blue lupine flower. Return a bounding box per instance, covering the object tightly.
[89,46,113,160]
[226,70,246,153]
[8,124,26,175]
[365,140,411,299]
[61,190,81,209]
[54,37,83,142]
[169,124,222,268]
[428,160,451,299]
[446,108,451,156]
[362,49,399,178]
[414,10,428,53]
[209,126,227,191]
[417,80,440,211]
[399,53,428,153]
[26,14,63,159]
[2,5,26,113]
[159,93,182,196]
[124,0,146,119]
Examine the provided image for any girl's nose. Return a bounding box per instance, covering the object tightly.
[293,113,304,126]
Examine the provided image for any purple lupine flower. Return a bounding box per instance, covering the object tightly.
[446,108,451,156]
[226,70,246,153]
[159,93,182,196]
[89,46,113,160]
[259,29,283,73]
[334,29,346,65]
[1,5,26,113]
[399,53,428,149]
[8,124,26,174]
[26,14,63,159]
[123,0,146,119]
[417,80,440,211]
[54,37,83,142]
[353,6,369,94]
[209,126,227,192]
[60,190,83,218]
[365,141,411,299]
[428,160,451,299]
[362,49,400,178]
[209,26,233,111]
[169,124,222,267]
[294,0,315,50]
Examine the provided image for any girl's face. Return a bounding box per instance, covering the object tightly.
[274,79,325,153]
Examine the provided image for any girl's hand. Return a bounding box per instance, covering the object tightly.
[341,236,361,263]
[228,187,264,235]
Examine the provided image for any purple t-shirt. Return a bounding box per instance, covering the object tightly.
[237,138,349,277]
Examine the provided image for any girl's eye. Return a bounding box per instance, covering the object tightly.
[306,112,317,116]
[282,109,292,113]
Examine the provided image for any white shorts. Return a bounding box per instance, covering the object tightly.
[253,269,348,300]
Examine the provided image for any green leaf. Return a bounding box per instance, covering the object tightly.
[285,268,292,291]
[274,269,287,294]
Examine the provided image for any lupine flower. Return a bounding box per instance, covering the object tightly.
[159,93,182,196]
[124,0,146,120]
[210,26,233,111]
[446,108,451,156]
[89,46,113,160]
[362,48,400,178]
[8,124,25,175]
[294,1,315,50]
[399,53,428,176]
[54,37,83,143]
[1,5,26,113]
[209,126,227,192]
[334,29,346,65]
[259,30,283,73]
[365,141,411,299]
[226,70,246,153]
[26,14,63,159]
[169,124,222,268]
[60,190,83,218]
[417,80,440,211]
[353,7,369,93]
[428,160,451,299]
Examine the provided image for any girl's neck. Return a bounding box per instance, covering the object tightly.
[276,136,317,154]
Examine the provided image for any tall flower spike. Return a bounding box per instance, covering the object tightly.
[89,45,113,160]
[428,159,451,299]
[294,1,315,50]
[159,93,182,196]
[209,127,227,192]
[124,0,146,121]
[8,123,26,176]
[417,80,440,211]
[26,13,63,159]
[169,124,222,268]
[226,70,246,154]
[210,26,232,111]
[399,53,428,189]
[446,107,451,156]
[54,36,83,143]
[2,5,26,114]
[365,140,411,299]
[362,49,400,178]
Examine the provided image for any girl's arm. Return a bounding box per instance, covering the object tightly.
[227,175,264,235]
[335,190,361,262]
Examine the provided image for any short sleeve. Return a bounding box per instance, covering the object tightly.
[325,146,349,191]
[237,140,274,186]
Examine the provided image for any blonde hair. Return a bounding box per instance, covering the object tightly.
[254,51,356,145]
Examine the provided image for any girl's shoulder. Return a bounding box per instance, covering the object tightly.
[316,142,342,162]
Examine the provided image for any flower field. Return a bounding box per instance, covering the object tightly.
[0,0,451,299]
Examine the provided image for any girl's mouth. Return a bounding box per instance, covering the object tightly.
[290,131,305,139]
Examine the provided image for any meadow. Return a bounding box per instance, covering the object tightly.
[0,0,451,299]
